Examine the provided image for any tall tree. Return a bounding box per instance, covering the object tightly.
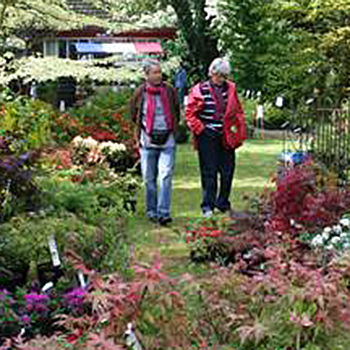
[217,0,350,102]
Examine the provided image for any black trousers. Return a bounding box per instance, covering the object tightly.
[198,128,236,213]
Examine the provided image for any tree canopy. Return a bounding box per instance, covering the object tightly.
[216,0,350,101]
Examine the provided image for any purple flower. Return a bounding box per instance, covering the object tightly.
[24,293,49,313]
[0,289,12,303]
[64,288,86,311]
[19,153,29,163]
[20,314,31,325]
[0,137,7,150]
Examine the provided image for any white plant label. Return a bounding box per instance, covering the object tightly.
[276,96,284,108]
[257,105,264,119]
[78,270,86,288]
[48,235,61,267]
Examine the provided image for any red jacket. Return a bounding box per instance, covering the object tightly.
[186,81,247,150]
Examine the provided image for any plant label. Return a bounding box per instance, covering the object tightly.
[257,105,264,119]
[78,270,86,288]
[276,96,284,108]
[48,236,61,267]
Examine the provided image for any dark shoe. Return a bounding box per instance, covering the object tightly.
[148,217,158,224]
[215,204,231,214]
[159,217,173,226]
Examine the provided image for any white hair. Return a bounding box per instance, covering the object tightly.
[142,59,161,74]
[208,58,231,77]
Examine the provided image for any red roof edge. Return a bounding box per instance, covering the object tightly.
[56,26,177,40]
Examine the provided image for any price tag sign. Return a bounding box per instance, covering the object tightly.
[48,236,61,267]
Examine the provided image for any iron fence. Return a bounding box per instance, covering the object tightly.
[282,98,350,186]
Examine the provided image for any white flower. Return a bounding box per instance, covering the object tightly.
[325,244,334,250]
[119,144,127,152]
[72,135,83,147]
[311,235,324,247]
[322,230,331,241]
[100,142,126,155]
[343,243,350,250]
[333,225,342,234]
[340,232,348,239]
[331,236,341,245]
[82,137,99,149]
[340,218,350,227]
[323,227,332,234]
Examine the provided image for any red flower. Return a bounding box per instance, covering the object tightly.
[91,131,117,141]
[209,230,222,237]
[66,328,84,344]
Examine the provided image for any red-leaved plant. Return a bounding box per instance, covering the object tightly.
[266,161,350,233]
[51,251,198,349]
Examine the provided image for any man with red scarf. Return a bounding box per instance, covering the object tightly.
[130,60,180,225]
[186,58,247,217]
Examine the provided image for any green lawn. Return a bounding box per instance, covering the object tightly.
[127,139,282,276]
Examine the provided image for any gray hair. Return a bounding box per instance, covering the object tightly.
[142,59,161,74]
[208,58,231,77]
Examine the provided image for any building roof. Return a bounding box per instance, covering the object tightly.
[56,27,177,40]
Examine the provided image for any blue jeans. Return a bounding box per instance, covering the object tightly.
[140,146,176,219]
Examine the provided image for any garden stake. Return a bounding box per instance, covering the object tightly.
[125,323,143,350]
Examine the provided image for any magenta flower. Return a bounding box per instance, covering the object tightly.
[20,314,31,325]
[64,288,86,311]
[24,293,49,314]
[0,289,10,302]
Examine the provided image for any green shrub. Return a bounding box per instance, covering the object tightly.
[241,98,256,138]
[40,172,138,221]
[0,171,138,290]
[264,102,290,129]
[0,136,42,223]
[0,211,129,288]
[0,96,55,150]
[68,88,133,135]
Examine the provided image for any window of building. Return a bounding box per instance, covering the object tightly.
[45,40,58,57]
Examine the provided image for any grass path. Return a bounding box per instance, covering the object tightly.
[127,139,282,277]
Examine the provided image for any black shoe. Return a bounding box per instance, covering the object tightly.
[216,205,231,214]
[159,217,173,226]
[148,217,158,224]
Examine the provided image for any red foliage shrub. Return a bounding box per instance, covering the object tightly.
[267,162,350,233]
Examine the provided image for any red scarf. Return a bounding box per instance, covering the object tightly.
[145,84,174,134]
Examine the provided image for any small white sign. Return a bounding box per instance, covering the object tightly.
[48,236,61,267]
[78,270,86,288]
[276,96,284,108]
[257,105,264,119]
[59,100,66,112]
[42,281,54,293]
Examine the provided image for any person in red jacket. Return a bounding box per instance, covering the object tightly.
[186,58,246,217]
